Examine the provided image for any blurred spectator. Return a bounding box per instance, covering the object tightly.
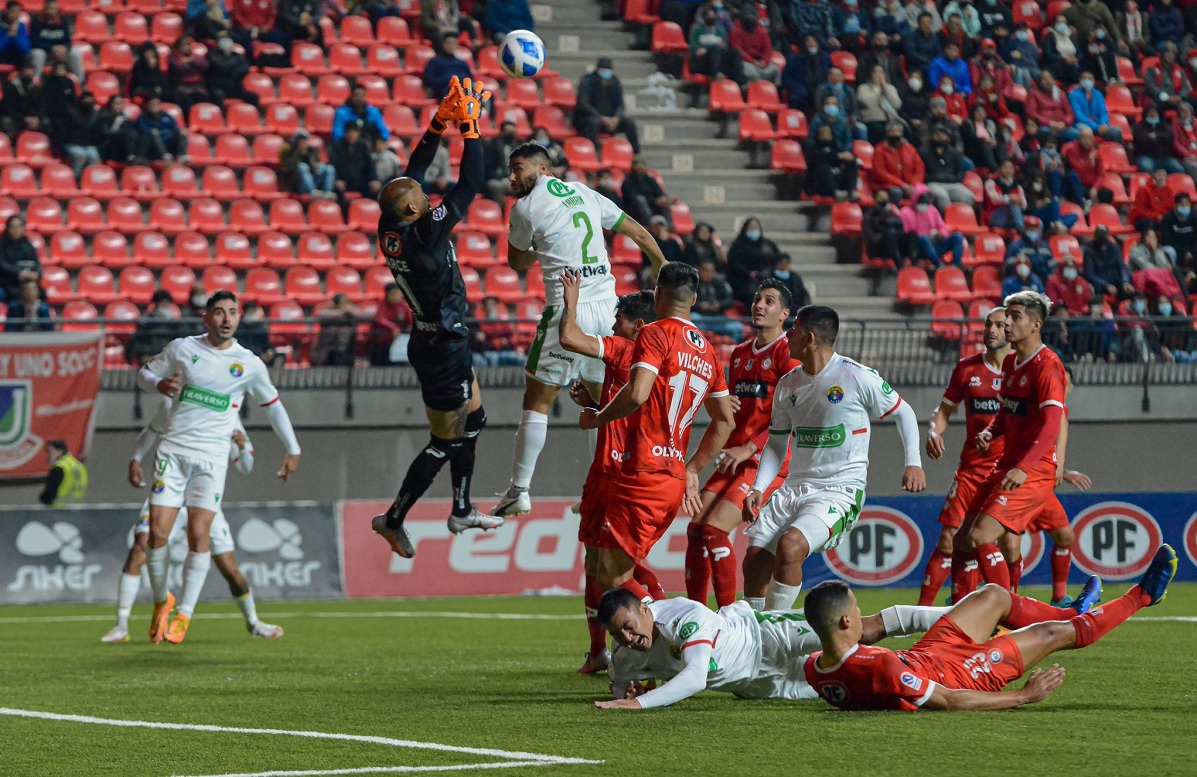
[39,440,86,506]
[132,290,192,362]
[314,293,366,366]
[372,136,403,183]
[186,281,209,318]
[1004,24,1041,88]
[485,0,534,44]
[689,8,743,84]
[0,1,30,68]
[0,215,40,301]
[692,259,743,340]
[1037,131,1085,205]
[726,217,781,304]
[483,120,519,201]
[1025,71,1076,142]
[369,283,413,365]
[856,65,902,143]
[646,215,685,268]
[421,134,454,196]
[423,35,472,98]
[207,32,259,106]
[1171,102,1197,179]
[873,121,925,201]
[1148,0,1184,50]
[130,44,169,104]
[831,0,868,52]
[332,119,381,198]
[859,32,903,86]
[872,0,910,40]
[28,0,82,79]
[1043,16,1080,86]
[939,15,974,61]
[41,57,79,128]
[1063,0,1118,46]
[1119,1,1149,59]
[782,35,831,112]
[970,72,1008,121]
[942,0,980,37]
[168,36,211,115]
[594,168,623,211]
[96,95,138,163]
[1046,256,1093,317]
[1080,24,1117,85]
[863,188,909,266]
[763,253,811,310]
[1145,43,1191,113]
[979,0,1013,42]
[333,83,390,142]
[5,279,52,332]
[1069,72,1121,142]
[231,0,282,49]
[984,159,1026,230]
[1061,126,1104,205]
[805,122,859,201]
[901,185,964,267]
[1156,296,1195,363]
[1119,291,1159,363]
[1005,216,1056,280]
[1129,168,1175,231]
[1084,224,1135,299]
[472,295,523,365]
[0,60,39,137]
[1003,256,1046,296]
[1023,168,1075,232]
[932,72,968,124]
[54,89,101,177]
[921,123,974,208]
[930,41,972,97]
[744,0,785,43]
[278,0,324,46]
[623,155,678,228]
[1129,227,1185,302]
[904,12,941,75]
[134,96,187,163]
[574,57,640,153]
[814,68,861,136]
[730,12,778,84]
[1161,194,1197,289]
[422,0,476,46]
[234,300,276,364]
[898,72,931,139]
[790,0,836,46]
[809,93,854,162]
[194,0,234,41]
[1129,228,1174,273]
[1071,296,1118,362]
[904,0,942,31]
[530,126,569,178]
[683,221,725,270]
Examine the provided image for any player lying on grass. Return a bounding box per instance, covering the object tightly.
[802,545,1177,711]
[594,588,951,709]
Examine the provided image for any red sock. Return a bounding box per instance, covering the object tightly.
[620,578,651,602]
[584,574,606,656]
[634,563,667,601]
[684,523,710,603]
[975,542,1011,590]
[1071,587,1148,648]
[1005,592,1079,628]
[703,525,737,608]
[919,549,953,606]
[1051,545,1072,602]
[1007,558,1023,593]
[951,550,980,600]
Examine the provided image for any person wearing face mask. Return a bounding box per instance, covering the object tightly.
[1144,42,1191,112]
[863,189,909,267]
[898,71,931,134]
[1062,0,1118,48]
[1083,224,1135,300]
[689,8,745,84]
[943,0,982,36]
[790,0,838,49]
[984,160,1027,230]
[979,0,1013,41]
[1160,194,1197,282]
[832,0,868,46]
[1130,169,1177,232]
[483,121,520,201]
[726,218,781,305]
[873,121,925,200]
[1170,102,1197,179]
[921,125,975,208]
[930,42,973,99]
[683,222,726,271]
[961,102,998,170]
[859,32,904,86]
[805,122,860,202]
[1002,257,1046,297]
[1118,291,1162,363]
[1043,16,1080,85]
[1148,0,1184,50]
[1154,295,1194,363]
[1080,25,1118,85]
[1006,216,1057,281]
[206,32,258,107]
[782,35,831,112]
[574,57,641,153]
[900,185,964,267]
[934,75,969,122]
[904,11,941,76]
[762,253,811,309]
[1025,71,1076,141]
[1067,71,1120,141]
[1047,257,1094,317]
[729,13,779,85]
[1003,23,1042,89]
[1119,1,1149,59]
[1128,227,1186,303]
[0,60,39,137]
[813,67,863,137]
[969,39,1013,97]
[872,0,910,42]
[692,0,734,32]
[808,94,855,159]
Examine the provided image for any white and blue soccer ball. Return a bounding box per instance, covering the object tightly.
[499,29,546,78]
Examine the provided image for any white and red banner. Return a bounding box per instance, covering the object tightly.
[0,332,103,478]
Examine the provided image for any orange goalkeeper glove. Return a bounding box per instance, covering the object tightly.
[455,77,492,140]
[430,76,466,134]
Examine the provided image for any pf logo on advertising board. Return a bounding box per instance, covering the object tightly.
[1016,530,1046,575]
[1070,502,1162,580]
[7,520,101,593]
[824,506,924,586]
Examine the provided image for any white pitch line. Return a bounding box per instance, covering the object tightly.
[0,611,582,625]
[0,709,602,767]
[180,760,560,777]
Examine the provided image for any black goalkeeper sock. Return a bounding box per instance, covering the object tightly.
[387,436,458,528]
[450,407,487,518]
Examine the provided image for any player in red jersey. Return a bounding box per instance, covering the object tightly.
[579,262,736,598]
[803,547,1177,711]
[950,291,1067,598]
[919,307,1009,606]
[558,270,666,674]
[684,280,799,609]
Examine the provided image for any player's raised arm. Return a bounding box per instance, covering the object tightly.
[402,76,469,184]
[558,270,601,358]
[614,213,667,276]
[922,665,1066,711]
[506,202,538,272]
[441,78,491,217]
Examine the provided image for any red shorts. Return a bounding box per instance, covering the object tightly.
[937,468,993,529]
[702,459,784,510]
[971,465,1058,534]
[578,468,616,546]
[592,473,687,563]
[901,616,1026,692]
[1027,494,1069,533]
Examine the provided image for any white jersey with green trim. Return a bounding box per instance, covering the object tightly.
[769,353,903,491]
[507,176,622,305]
[142,336,277,465]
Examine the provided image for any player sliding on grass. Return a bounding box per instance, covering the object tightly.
[802,545,1176,710]
[594,588,950,708]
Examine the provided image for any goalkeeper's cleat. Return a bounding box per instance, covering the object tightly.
[100,625,129,643]
[448,508,505,534]
[372,514,415,558]
[163,613,190,644]
[1070,576,1102,614]
[1051,595,1075,608]
[249,621,284,639]
[493,486,531,517]
[578,650,611,675]
[149,592,175,644]
[1139,544,1177,606]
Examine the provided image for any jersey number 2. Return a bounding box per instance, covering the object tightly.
[572,212,599,265]
[667,372,709,439]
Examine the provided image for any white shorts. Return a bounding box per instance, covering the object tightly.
[134,509,235,556]
[525,298,615,387]
[149,451,229,513]
[745,483,864,555]
[730,612,821,700]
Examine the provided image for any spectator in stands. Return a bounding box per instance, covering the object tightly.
[332,119,380,198]
[1063,0,1118,47]
[471,296,523,366]
[901,185,964,267]
[863,188,909,266]
[930,41,972,98]
[372,135,402,184]
[1006,216,1056,280]
[1119,291,1161,362]
[0,59,39,136]
[1003,256,1046,296]
[55,90,101,177]
[856,65,902,143]
[898,72,932,140]
[859,32,903,86]
[194,0,234,41]
[1161,194,1197,285]
[1085,224,1135,299]
[231,0,282,50]
[96,95,137,163]
[1004,24,1041,89]
[832,0,868,52]
[207,32,258,106]
[689,7,744,84]
[764,253,812,309]
[483,120,518,201]
[333,83,390,142]
[1078,27,1116,85]
[790,0,836,47]
[1145,43,1191,113]
[134,96,187,163]
[28,0,81,80]
[1130,168,1177,231]
[1118,2,1149,59]
[423,35,472,98]
[1173,102,1197,180]
[921,124,974,208]
[692,259,744,340]
[809,92,854,159]
[979,0,1013,43]
[281,129,336,198]
[234,300,276,364]
[168,36,210,115]
[944,0,981,35]
[0,1,30,68]
[645,215,685,269]
[1070,296,1118,362]
[314,294,365,366]
[1069,72,1121,141]
[1047,255,1093,317]
[1043,16,1081,86]
[1023,168,1076,233]
[485,0,534,44]
[1128,228,1185,304]
[683,221,725,270]
[904,12,941,76]
[805,122,860,202]
[970,72,1008,121]
[1148,0,1185,50]
[744,0,786,45]
[574,57,640,154]
[422,0,476,47]
[1129,228,1175,274]
[872,0,910,41]
[932,77,969,126]
[530,125,569,178]
[904,0,941,31]
[939,14,975,61]
[782,35,831,112]
[1157,298,1195,363]
[1026,71,1076,142]
[4,279,52,332]
[41,57,79,128]
[730,12,778,85]
[1061,125,1104,205]
[277,0,323,46]
[0,216,39,302]
[874,120,925,201]
[594,168,624,211]
[369,283,413,365]
[130,45,168,105]
[132,291,189,362]
[426,135,457,196]
[985,159,1026,230]
[726,216,781,304]
[623,155,679,227]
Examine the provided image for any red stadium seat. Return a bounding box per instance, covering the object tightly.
[1097,142,1135,174]
[339,14,375,45]
[366,44,402,77]
[624,0,661,24]
[1087,203,1132,235]
[403,44,434,75]
[738,109,776,143]
[113,12,149,45]
[896,267,936,305]
[41,265,78,303]
[317,74,352,105]
[1168,172,1197,202]
[258,231,296,268]
[277,73,315,107]
[563,136,601,174]
[39,163,76,199]
[201,265,239,295]
[81,164,119,200]
[0,134,12,166]
[1107,112,1131,143]
[335,231,376,269]
[61,300,99,331]
[852,140,875,171]
[328,44,366,76]
[48,230,89,269]
[93,230,134,268]
[120,165,160,200]
[103,298,142,336]
[107,198,144,234]
[363,264,392,298]
[150,11,183,43]
[1104,84,1141,121]
[252,133,285,165]
[829,51,858,84]
[188,102,226,135]
[504,78,541,110]
[133,230,172,268]
[830,201,863,237]
[466,199,506,236]
[775,109,808,142]
[670,202,695,235]
[201,165,242,200]
[297,232,335,269]
[305,102,336,135]
[708,80,745,113]
[243,166,283,200]
[269,198,307,234]
[159,264,197,304]
[214,230,256,270]
[117,266,157,306]
[98,41,134,73]
[183,198,223,235]
[482,266,523,303]
[1012,0,1044,30]
[187,134,214,166]
[290,43,328,76]
[2,164,39,198]
[25,197,63,233]
[325,265,365,303]
[971,265,1003,300]
[962,170,985,204]
[17,132,53,168]
[1051,234,1083,262]
[77,265,120,305]
[173,231,212,267]
[1100,172,1130,206]
[600,137,635,171]
[242,72,276,106]
[934,265,972,302]
[392,74,433,107]
[770,139,807,174]
[66,197,105,234]
[245,268,286,305]
[944,203,983,237]
[75,11,112,44]
[746,80,784,111]
[930,300,964,340]
[456,231,498,269]
[308,199,348,235]
[460,266,483,301]
[651,22,688,55]
[228,104,266,140]
[474,46,505,81]
[1117,56,1142,88]
[162,165,200,200]
[85,70,122,103]
[611,234,639,265]
[213,133,251,167]
[530,105,569,140]
[285,266,324,304]
[229,199,268,235]
[541,76,577,110]
[348,199,381,232]
[967,231,1006,267]
[1059,201,1091,237]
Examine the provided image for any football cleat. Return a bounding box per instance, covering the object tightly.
[492,486,531,517]
[1139,544,1177,606]
[1050,596,1075,608]
[249,621,284,639]
[578,649,611,675]
[149,592,175,644]
[372,514,416,558]
[101,625,129,643]
[163,613,190,644]
[448,509,505,534]
[1070,576,1102,614]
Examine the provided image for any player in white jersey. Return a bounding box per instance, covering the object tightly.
[137,290,301,644]
[595,588,949,708]
[100,402,282,643]
[492,143,668,517]
[742,306,926,612]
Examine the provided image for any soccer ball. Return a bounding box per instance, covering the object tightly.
[499,30,546,78]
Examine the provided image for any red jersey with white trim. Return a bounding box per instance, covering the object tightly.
[623,317,729,480]
[941,352,1005,471]
[591,335,635,476]
[803,644,936,711]
[726,335,801,453]
[994,345,1066,472]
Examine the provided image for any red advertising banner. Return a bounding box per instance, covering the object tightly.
[0,332,104,478]
[338,498,752,597]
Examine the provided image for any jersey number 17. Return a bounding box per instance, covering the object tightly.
[667,372,708,439]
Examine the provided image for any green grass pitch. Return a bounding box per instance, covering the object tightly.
[2,584,1194,777]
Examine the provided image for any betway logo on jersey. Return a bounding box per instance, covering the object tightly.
[792,424,846,448]
[179,384,231,412]
[999,396,1028,416]
[574,264,608,279]
[825,507,923,586]
[970,397,1001,415]
[7,521,102,593]
[236,517,321,588]
[734,380,768,399]
[1071,502,1162,580]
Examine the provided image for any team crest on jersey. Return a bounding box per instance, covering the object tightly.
[151,480,164,494]
[734,358,741,368]
[763,358,772,369]
[899,672,923,691]
[431,205,447,221]
[678,621,699,640]
[229,363,244,378]
[827,385,844,403]
[989,649,1004,664]
[969,376,982,387]
[821,682,849,704]
[382,231,402,256]
[1020,376,1028,386]
[993,378,1002,390]
[686,329,707,351]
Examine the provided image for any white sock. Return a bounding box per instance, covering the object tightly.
[236,589,259,627]
[147,545,171,604]
[880,605,953,637]
[765,580,803,611]
[176,551,212,619]
[511,410,548,489]
[745,597,766,611]
[116,573,141,629]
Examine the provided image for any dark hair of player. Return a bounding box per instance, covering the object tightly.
[508,142,551,167]
[656,261,700,303]
[757,278,793,314]
[803,579,854,638]
[615,291,656,324]
[206,289,238,309]
[47,439,67,454]
[596,587,641,627]
[794,305,840,345]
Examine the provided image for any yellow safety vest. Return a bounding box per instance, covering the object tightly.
[51,453,88,507]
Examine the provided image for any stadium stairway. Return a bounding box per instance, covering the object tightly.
[532,1,901,319]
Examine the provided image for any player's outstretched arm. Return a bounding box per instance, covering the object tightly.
[558,270,601,358]
[596,643,714,710]
[615,214,667,276]
[922,665,1065,711]
[442,78,491,217]
[403,77,467,183]
[925,400,956,460]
